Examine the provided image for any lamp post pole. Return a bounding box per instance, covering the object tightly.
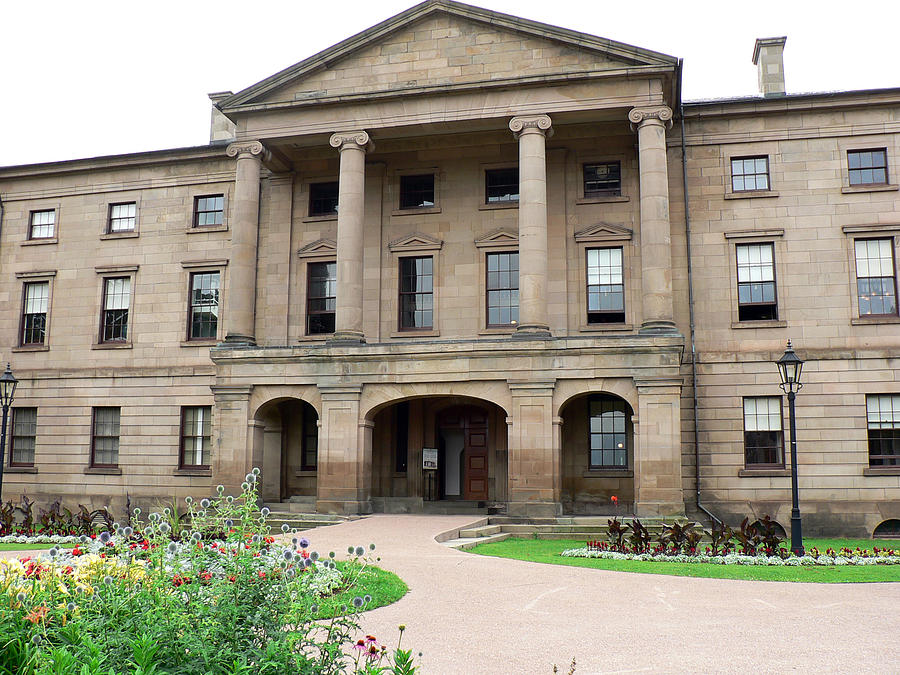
[0,363,19,503]
[776,341,804,557]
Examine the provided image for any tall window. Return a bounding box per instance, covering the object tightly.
[29,210,55,239]
[583,162,621,197]
[101,277,130,342]
[736,243,777,321]
[193,195,224,227]
[181,406,212,469]
[10,408,37,467]
[855,239,897,316]
[91,407,120,468]
[486,252,518,327]
[589,396,627,469]
[307,262,336,334]
[309,182,339,216]
[399,174,435,209]
[108,203,136,233]
[485,168,518,203]
[731,156,770,192]
[189,272,220,339]
[301,407,318,471]
[848,149,888,186]
[586,248,625,324]
[21,281,49,346]
[399,257,433,330]
[743,397,784,467]
[867,395,900,466]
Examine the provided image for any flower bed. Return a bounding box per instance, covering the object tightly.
[561,547,900,566]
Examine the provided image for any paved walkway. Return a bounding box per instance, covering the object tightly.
[298,514,900,674]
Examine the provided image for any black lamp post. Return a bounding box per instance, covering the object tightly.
[776,340,804,556]
[0,363,18,502]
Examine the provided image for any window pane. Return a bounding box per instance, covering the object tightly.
[11,407,37,466]
[486,252,519,326]
[307,262,336,334]
[744,397,783,465]
[181,406,212,467]
[109,203,136,232]
[399,257,433,329]
[586,247,625,323]
[92,408,120,466]
[309,182,339,216]
[485,168,519,203]
[399,174,435,209]
[30,210,55,238]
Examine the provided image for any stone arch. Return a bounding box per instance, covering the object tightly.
[553,378,638,418]
[250,384,321,420]
[361,381,512,421]
[873,519,900,539]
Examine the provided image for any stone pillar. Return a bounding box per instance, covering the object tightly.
[316,385,372,514]
[507,381,561,516]
[329,131,372,344]
[633,378,685,517]
[628,106,676,334]
[509,115,553,338]
[224,141,266,344]
[210,385,254,495]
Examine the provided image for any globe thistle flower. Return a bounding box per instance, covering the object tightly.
[66,602,76,612]
[133,507,141,515]
[347,546,354,554]
[167,542,178,554]
[355,546,365,556]
[224,519,234,529]
[283,550,293,561]
[310,604,319,614]
[185,496,193,504]
[200,499,211,509]
[16,592,26,603]
[260,507,270,518]
[369,543,376,551]
[281,524,290,533]
[303,558,313,568]
[159,523,171,534]
[244,473,255,483]
[123,526,133,537]
[79,535,88,543]
[310,551,319,561]
[329,551,335,558]
[226,495,234,504]
[365,595,372,604]
[191,532,202,542]
[99,532,111,544]
[216,485,225,495]
[148,512,159,522]
[31,635,41,646]
[252,467,261,476]
[352,596,364,608]
[163,508,171,516]
[241,482,250,491]
[252,534,261,544]
[340,604,348,614]
[48,547,58,557]
[299,538,309,549]
[103,576,113,586]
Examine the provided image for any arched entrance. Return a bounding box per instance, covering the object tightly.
[252,398,319,504]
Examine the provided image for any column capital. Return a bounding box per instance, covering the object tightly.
[628,106,673,130]
[509,114,553,138]
[329,130,374,152]
[226,140,268,160]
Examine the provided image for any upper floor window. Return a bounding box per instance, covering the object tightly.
[29,210,55,240]
[486,252,519,327]
[743,397,784,467]
[736,243,777,321]
[855,239,897,317]
[587,248,625,324]
[189,272,220,340]
[583,162,621,198]
[399,174,435,209]
[91,407,120,468]
[731,156,769,192]
[399,256,433,330]
[589,395,627,469]
[309,182,339,216]
[10,407,37,467]
[848,149,888,186]
[108,202,136,233]
[307,261,336,335]
[193,195,224,227]
[867,395,900,466]
[181,406,212,469]
[21,281,49,346]
[101,277,130,343]
[485,168,518,203]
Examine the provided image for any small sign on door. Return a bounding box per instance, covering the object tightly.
[423,447,438,470]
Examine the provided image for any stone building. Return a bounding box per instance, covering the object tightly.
[1,0,898,535]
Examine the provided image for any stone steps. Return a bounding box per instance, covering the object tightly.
[458,524,502,538]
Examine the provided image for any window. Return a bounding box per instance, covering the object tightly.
[586,248,625,324]
[189,272,220,339]
[848,149,888,186]
[181,406,212,469]
[29,210,55,240]
[589,396,627,469]
[731,156,769,192]
[301,408,318,471]
[867,395,900,466]
[108,202,136,233]
[21,281,49,346]
[486,252,519,327]
[10,408,37,467]
[91,407,120,468]
[743,397,784,467]
[193,195,224,227]
[101,277,130,342]
[855,239,897,316]
[399,174,435,209]
[736,243,777,321]
[399,256,433,330]
[583,162,621,197]
[485,168,518,203]
[306,262,336,334]
[309,182,339,216]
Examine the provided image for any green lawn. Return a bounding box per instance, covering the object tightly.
[306,562,408,618]
[0,542,75,552]
[467,537,900,583]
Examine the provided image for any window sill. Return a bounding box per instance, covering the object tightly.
[841,184,899,194]
[579,323,633,333]
[390,330,440,338]
[294,470,317,477]
[297,335,331,342]
[575,195,630,205]
[851,316,900,325]
[92,342,132,350]
[731,320,787,329]
[186,224,228,234]
[5,466,37,473]
[302,214,338,223]
[173,468,212,477]
[21,238,58,246]
[478,201,518,211]
[739,468,790,477]
[391,206,442,216]
[724,190,780,200]
[84,467,122,475]
[478,327,516,335]
[180,340,218,347]
[100,232,139,240]
[863,467,900,476]
[12,345,49,352]
[583,470,633,478]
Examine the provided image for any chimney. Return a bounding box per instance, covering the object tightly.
[208,91,236,142]
[752,37,787,97]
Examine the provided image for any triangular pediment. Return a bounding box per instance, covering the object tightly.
[574,223,633,242]
[474,227,518,248]
[222,1,677,109]
[389,232,443,252]
[297,238,337,258]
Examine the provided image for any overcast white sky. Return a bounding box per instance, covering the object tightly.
[3,0,899,167]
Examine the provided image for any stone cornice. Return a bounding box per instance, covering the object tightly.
[574,223,633,242]
[297,238,337,259]
[388,232,443,253]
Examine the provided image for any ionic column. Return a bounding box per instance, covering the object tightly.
[329,131,372,344]
[509,115,553,338]
[225,141,267,344]
[628,106,676,333]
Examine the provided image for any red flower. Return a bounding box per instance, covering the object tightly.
[24,605,48,624]
[258,570,266,579]
[611,495,618,505]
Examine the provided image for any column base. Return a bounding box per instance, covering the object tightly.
[316,499,373,516]
[223,333,256,346]
[511,324,552,339]
[506,501,563,517]
[638,320,678,335]
[328,331,366,345]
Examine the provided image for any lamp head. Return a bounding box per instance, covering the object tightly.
[776,340,803,393]
[0,363,17,408]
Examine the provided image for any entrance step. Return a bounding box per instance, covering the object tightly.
[422,501,489,515]
[262,510,348,533]
[442,531,511,550]
[458,524,502,538]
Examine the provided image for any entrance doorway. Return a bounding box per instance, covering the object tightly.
[437,406,489,500]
